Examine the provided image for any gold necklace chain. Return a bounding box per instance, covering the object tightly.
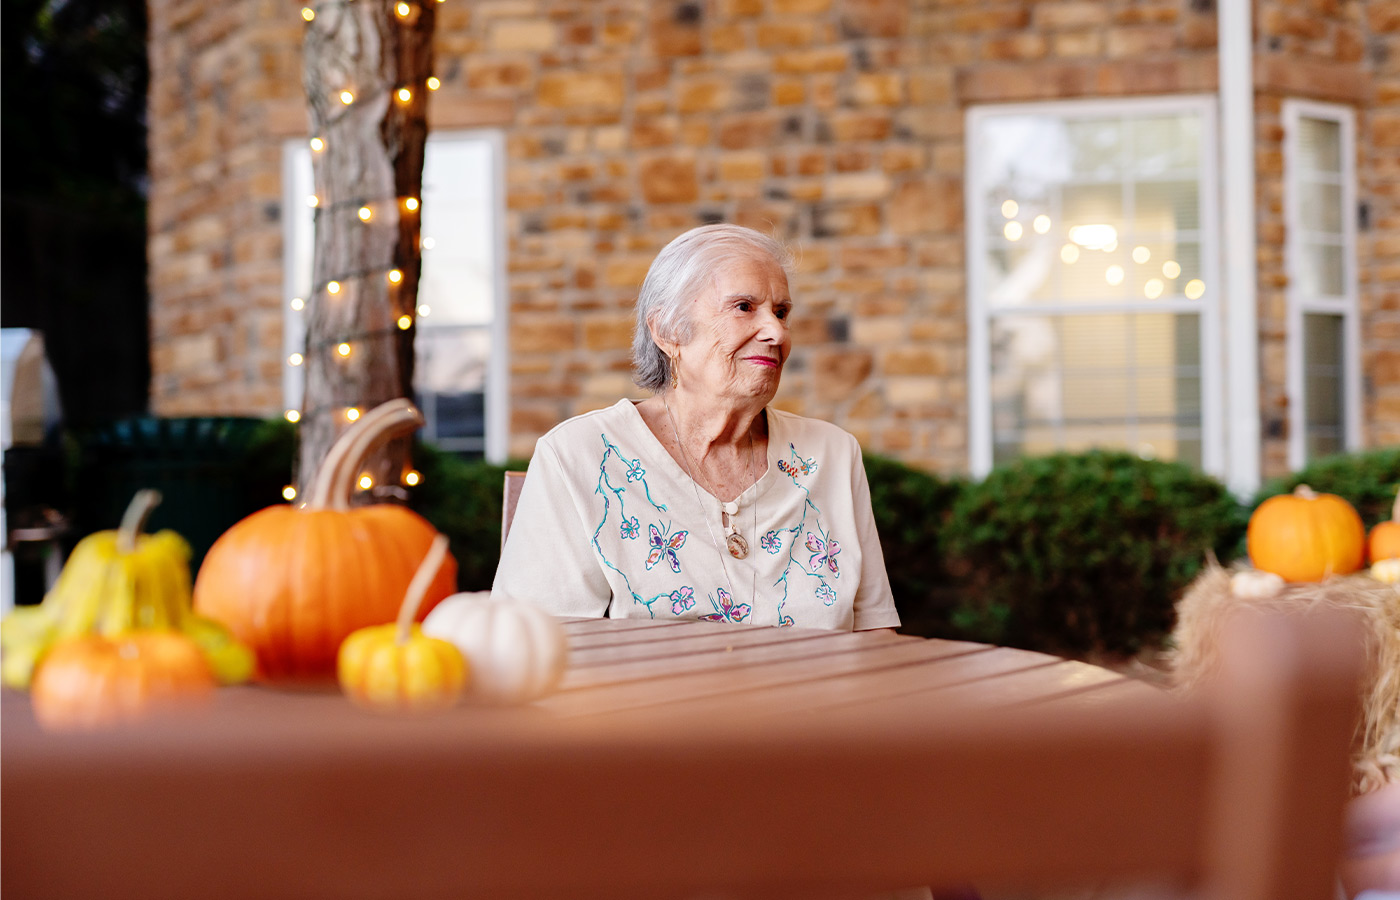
[662,398,759,613]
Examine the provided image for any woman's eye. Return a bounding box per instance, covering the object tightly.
[776,307,790,320]
[736,301,753,312]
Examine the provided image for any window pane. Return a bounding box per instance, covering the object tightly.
[1299,181,1343,234]
[1303,313,1345,459]
[1066,118,1123,177]
[1297,242,1345,297]
[1298,116,1342,173]
[990,313,1203,465]
[1135,181,1199,233]
[1129,115,1201,174]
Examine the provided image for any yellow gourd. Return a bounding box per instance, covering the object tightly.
[337,535,468,712]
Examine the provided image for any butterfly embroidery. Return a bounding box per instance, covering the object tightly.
[646,524,688,572]
[806,532,840,576]
[699,588,751,624]
[778,446,817,477]
[670,586,695,616]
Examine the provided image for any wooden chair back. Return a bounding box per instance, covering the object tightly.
[501,469,526,551]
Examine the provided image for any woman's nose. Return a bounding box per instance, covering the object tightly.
[756,307,786,342]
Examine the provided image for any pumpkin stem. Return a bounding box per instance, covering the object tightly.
[116,490,163,554]
[1294,484,1317,500]
[307,400,425,510]
[397,534,450,645]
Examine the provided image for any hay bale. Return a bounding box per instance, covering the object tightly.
[1170,561,1400,794]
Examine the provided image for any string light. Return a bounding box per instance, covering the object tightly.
[288,352,304,366]
[358,474,374,490]
[337,342,352,357]
[395,1,410,15]
[397,315,413,330]
[1105,265,1125,286]
[307,195,319,207]
[1144,278,1165,299]
[282,486,298,501]
[397,87,412,102]
[358,206,373,221]
[388,269,403,284]
[404,197,419,211]
[1003,221,1023,241]
[1132,246,1151,264]
[404,471,421,487]
[301,7,315,21]
[417,304,431,317]
[310,137,324,152]
[1185,279,1206,300]
[290,297,305,311]
[345,407,361,422]
[1060,244,1079,264]
[1001,200,1018,219]
[285,410,302,423]
[1163,260,1182,279]
[339,90,355,105]
[327,281,341,294]
[1033,215,1051,234]
[421,237,435,250]
[426,76,441,91]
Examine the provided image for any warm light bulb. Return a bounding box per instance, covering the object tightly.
[1033,215,1051,234]
[339,90,355,105]
[417,304,431,317]
[285,409,301,423]
[358,206,373,221]
[337,342,351,357]
[1060,244,1080,264]
[397,87,412,102]
[301,7,315,21]
[1163,260,1182,279]
[426,76,441,91]
[1001,200,1018,219]
[288,352,304,366]
[307,195,319,207]
[388,269,403,284]
[1132,246,1151,264]
[404,197,419,211]
[358,474,374,490]
[282,485,298,501]
[1105,265,1125,286]
[404,470,421,487]
[1144,278,1165,299]
[1003,221,1023,241]
[290,297,305,311]
[309,137,324,152]
[397,315,413,330]
[421,236,435,250]
[345,407,361,422]
[327,281,341,294]
[395,1,410,15]
[1185,279,1205,300]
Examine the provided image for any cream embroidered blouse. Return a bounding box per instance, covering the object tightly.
[491,400,900,632]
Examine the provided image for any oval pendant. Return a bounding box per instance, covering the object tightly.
[726,533,749,559]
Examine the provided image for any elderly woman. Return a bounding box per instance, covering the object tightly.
[492,224,900,633]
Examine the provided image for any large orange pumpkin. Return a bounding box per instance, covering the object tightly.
[1368,488,1400,564]
[193,400,457,680]
[1247,484,1366,582]
[31,632,215,731]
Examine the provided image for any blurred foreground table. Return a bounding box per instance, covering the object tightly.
[3,618,1182,899]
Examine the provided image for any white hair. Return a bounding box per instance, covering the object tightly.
[631,224,794,392]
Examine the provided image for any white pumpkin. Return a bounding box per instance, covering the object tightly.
[421,592,568,704]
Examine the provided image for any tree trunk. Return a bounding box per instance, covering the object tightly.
[297,0,435,500]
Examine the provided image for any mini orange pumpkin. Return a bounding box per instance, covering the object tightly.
[193,401,457,680]
[1247,484,1366,582]
[338,535,468,712]
[31,632,215,731]
[1367,488,1400,564]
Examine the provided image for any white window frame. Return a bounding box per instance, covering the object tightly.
[1282,99,1361,468]
[280,129,509,463]
[965,95,1225,480]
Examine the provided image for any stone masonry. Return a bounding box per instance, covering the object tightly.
[147,0,1400,475]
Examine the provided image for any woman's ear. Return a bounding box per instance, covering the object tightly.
[648,315,679,359]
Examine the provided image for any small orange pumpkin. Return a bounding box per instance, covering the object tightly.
[1367,488,1400,564]
[1247,484,1366,583]
[31,632,215,731]
[194,401,457,680]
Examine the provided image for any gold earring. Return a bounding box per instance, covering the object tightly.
[670,356,679,390]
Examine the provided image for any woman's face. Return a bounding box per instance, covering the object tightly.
[668,253,792,406]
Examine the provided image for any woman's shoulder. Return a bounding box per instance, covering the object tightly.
[767,406,860,452]
[534,400,643,454]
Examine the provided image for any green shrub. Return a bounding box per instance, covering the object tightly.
[1252,446,1400,530]
[862,454,965,636]
[942,451,1247,656]
[408,443,524,591]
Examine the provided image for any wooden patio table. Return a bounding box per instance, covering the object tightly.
[2,617,1197,900]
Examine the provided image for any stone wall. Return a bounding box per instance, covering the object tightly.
[147,0,1400,475]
